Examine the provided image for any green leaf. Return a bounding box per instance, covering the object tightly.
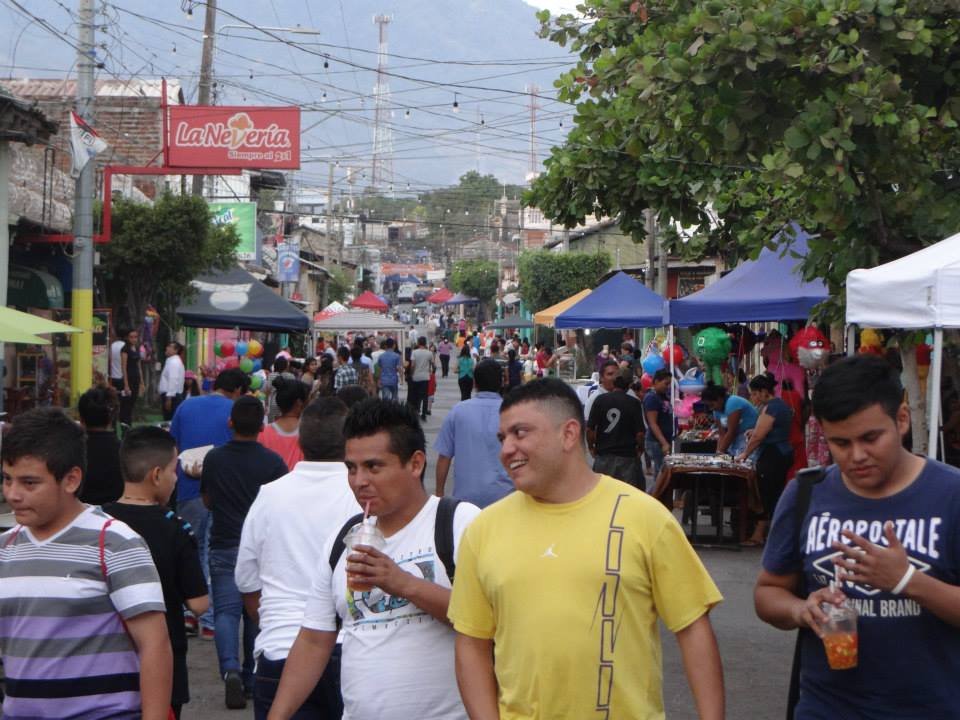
[783,126,809,149]
[784,163,805,178]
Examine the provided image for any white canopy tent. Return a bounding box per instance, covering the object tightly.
[313,309,409,358]
[846,231,960,457]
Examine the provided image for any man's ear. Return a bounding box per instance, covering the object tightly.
[62,466,83,495]
[561,417,584,452]
[896,403,911,438]
[408,449,427,479]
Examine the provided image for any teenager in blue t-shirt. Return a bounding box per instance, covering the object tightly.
[756,355,960,719]
[701,383,758,456]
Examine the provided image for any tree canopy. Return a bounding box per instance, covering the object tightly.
[517,250,611,313]
[100,193,239,331]
[528,0,960,318]
[449,258,499,318]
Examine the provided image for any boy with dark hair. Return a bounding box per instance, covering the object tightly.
[77,385,124,505]
[268,400,480,720]
[587,372,646,489]
[756,355,960,718]
[237,397,360,718]
[0,408,172,719]
[450,378,723,718]
[643,367,675,480]
[203,396,288,709]
[104,426,209,719]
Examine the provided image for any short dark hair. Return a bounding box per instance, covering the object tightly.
[273,357,289,373]
[1,408,86,484]
[350,346,363,364]
[613,374,630,391]
[337,346,350,362]
[474,359,503,393]
[417,336,427,346]
[336,384,370,408]
[120,426,177,483]
[231,395,264,435]
[385,337,395,348]
[653,368,672,383]
[500,378,585,442]
[343,399,425,464]
[78,386,115,428]
[214,367,248,393]
[749,374,777,394]
[812,355,903,423]
[299,397,349,461]
[273,377,308,414]
[601,359,619,373]
[700,383,729,403]
[167,341,183,353]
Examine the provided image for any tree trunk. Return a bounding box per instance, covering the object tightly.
[900,345,927,455]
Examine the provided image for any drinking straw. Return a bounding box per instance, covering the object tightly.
[363,501,371,522]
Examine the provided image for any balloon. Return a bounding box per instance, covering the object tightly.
[693,327,731,386]
[236,341,249,357]
[640,373,653,391]
[641,353,665,375]
[214,341,223,357]
[223,356,239,369]
[220,340,236,358]
[239,358,254,373]
[252,359,262,372]
[247,339,263,358]
[661,344,683,367]
[249,374,263,390]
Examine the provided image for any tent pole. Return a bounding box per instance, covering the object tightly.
[846,324,855,357]
[668,325,676,454]
[927,327,943,459]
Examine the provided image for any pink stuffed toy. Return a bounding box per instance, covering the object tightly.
[762,331,806,398]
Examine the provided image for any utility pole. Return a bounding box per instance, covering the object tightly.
[656,215,668,297]
[192,0,217,196]
[371,15,393,191]
[70,0,95,405]
[645,208,657,290]
[327,161,335,259]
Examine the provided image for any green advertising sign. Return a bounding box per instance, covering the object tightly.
[209,201,257,260]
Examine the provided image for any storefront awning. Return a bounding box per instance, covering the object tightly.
[8,264,64,309]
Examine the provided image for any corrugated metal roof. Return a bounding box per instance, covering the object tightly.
[4,78,181,102]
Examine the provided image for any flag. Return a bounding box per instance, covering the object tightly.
[69,111,108,177]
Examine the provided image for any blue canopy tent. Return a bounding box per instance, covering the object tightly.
[667,227,828,325]
[444,293,480,305]
[555,271,667,328]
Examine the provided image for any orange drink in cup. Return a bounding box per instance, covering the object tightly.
[820,602,858,670]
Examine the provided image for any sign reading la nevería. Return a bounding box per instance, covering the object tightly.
[169,106,300,169]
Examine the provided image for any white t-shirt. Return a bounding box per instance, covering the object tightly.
[583,385,608,420]
[410,348,433,382]
[303,496,480,720]
[235,462,361,661]
[110,340,125,380]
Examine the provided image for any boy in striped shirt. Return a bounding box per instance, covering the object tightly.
[0,408,172,719]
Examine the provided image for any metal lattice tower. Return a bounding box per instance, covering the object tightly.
[525,84,540,182]
[371,15,394,192]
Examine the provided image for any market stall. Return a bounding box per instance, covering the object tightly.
[846,231,960,458]
[350,291,390,312]
[313,309,408,358]
[554,272,667,329]
[532,289,591,328]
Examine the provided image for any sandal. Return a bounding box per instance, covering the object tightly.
[740,537,765,548]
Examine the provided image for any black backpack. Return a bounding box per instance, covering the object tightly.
[785,466,827,720]
[328,496,462,581]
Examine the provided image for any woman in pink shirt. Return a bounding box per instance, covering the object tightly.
[258,377,308,470]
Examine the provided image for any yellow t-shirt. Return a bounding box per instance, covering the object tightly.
[448,474,722,719]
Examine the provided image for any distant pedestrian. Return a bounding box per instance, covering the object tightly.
[377,337,402,401]
[438,337,453,378]
[118,328,144,426]
[587,373,646,489]
[77,386,123,506]
[457,345,475,401]
[259,378,308,471]
[406,336,433,421]
[158,341,186,421]
[334,347,358,391]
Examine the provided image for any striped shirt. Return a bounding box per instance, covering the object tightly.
[0,506,165,719]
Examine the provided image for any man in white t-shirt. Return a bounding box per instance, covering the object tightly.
[267,399,479,720]
[236,397,360,718]
[406,336,434,421]
[110,333,126,389]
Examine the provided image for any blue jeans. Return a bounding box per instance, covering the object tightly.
[646,439,668,482]
[210,546,258,688]
[380,383,398,401]
[177,496,213,630]
[254,650,343,720]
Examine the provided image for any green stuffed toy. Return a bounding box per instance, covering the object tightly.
[694,327,731,386]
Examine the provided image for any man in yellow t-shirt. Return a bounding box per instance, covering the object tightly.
[448,378,725,720]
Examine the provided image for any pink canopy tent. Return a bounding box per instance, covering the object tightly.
[427,287,453,304]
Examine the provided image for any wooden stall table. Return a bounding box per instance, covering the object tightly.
[677,429,719,454]
[652,453,762,547]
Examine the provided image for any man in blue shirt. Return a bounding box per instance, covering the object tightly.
[434,359,513,507]
[756,356,960,719]
[642,369,674,481]
[169,367,247,635]
[377,337,402,401]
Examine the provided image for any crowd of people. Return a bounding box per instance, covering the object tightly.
[2,329,960,720]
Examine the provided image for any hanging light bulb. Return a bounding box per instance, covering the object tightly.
[480,113,485,126]
[172,43,177,54]
[405,109,410,118]
[323,57,329,69]
[249,70,254,79]
[321,92,327,101]
[452,93,460,113]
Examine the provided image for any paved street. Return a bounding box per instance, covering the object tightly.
[185,366,793,719]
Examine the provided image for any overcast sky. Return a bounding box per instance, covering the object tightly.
[525,1,582,14]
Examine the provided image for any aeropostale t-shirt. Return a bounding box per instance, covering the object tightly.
[763,461,960,718]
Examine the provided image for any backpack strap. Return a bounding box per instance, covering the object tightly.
[3,526,22,549]
[785,466,826,720]
[99,518,116,580]
[435,496,461,582]
[329,512,365,571]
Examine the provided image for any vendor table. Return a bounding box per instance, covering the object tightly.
[652,453,761,547]
[676,429,718,454]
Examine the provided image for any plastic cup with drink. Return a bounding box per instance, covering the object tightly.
[820,580,858,670]
[344,504,386,592]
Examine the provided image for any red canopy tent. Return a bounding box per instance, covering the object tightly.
[350,291,389,312]
[427,287,453,304]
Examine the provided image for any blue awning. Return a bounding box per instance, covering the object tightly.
[555,271,666,329]
[667,225,828,326]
